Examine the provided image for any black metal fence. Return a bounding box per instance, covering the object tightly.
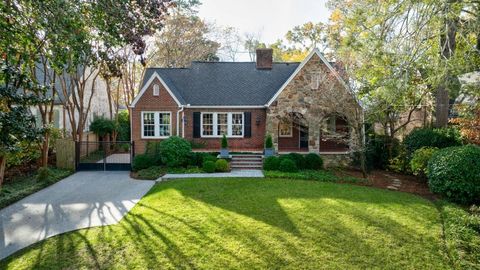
[75,141,134,171]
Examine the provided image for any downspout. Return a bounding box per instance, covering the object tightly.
[177,105,184,136]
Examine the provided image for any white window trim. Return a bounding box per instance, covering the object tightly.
[279,121,293,137]
[200,112,244,138]
[141,111,172,139]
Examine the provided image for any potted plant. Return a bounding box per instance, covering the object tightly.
[264,134,275,157]
[220,134,229,158]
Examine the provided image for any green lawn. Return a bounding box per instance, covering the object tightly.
[2,178,452,269]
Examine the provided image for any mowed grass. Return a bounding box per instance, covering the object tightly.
[2,179,450,269]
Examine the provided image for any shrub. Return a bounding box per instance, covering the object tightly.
[263,156,280,171]
[136,166,166,180]
[159,136,192,167]
[221,134,228,148]
[265,134,273,148]
[132,154,156,172]
[279,158,298,172]
[427,145,480,204]
[215,159,229,172]
[410,147,438,177]
[364,135,400,170]
[282,153,306,170]
[404,127,462,157]
[116,110,130,141]
[36,167,51,182]
[90,117,115,138]
[145,141,162,164]
[305,153,323,170]
[202,160,216,173]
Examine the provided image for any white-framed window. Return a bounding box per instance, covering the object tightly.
[201,112,244,138]
[279,121,293,137]
[153,84,160,96]
[142,111,171,138]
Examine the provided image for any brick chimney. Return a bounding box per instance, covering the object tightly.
[256,48,273,69]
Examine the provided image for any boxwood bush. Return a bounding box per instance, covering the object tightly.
[304,153,323,170]
[282,153,306,170]
[202,160,216,173]
[404,127,462,157]
[132,154,156,172]
[215,159,229,172]
[427,145,480,204]
[159,136,192,167]
[279,158,298,172]
[263,156,280,171]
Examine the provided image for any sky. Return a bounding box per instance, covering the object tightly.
[197,0,332,60]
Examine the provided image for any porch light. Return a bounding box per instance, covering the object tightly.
[256,116,261,125]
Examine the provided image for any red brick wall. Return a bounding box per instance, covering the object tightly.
[131,78,180,154]
[184,108,266,151]
[278,125,300,149]
[131,78,267,153]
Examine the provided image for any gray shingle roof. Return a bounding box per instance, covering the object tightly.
[141,62,300,106]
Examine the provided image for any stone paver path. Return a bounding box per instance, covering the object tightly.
[384,173,403,190]
[0,171,153,260]
[160,169,264,181]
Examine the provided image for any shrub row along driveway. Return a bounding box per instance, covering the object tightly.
[2,178,451,269]
[0,172,154,260]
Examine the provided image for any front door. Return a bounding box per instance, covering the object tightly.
[299,127,308,149]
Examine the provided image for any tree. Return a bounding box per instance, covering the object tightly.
[286,22,329,52]
[217,27,242,61]
[0,64,47,187]
[148,12,220,67]
[243,32,266,61]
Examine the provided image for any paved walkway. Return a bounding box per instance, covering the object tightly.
[161,169,264,180]
[384,173,403,191]
[0,171,154,260]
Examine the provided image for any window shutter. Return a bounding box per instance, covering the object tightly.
[193,112,201,138]
[244,112,251,138]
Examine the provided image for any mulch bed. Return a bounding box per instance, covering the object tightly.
[336,168,438,201]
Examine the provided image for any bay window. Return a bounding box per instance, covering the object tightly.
[201,112,244,137]
[142,111,171,138]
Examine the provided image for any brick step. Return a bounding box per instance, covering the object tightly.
[231,158,262,162]
[231,162,263,166]
[231,154,263,158]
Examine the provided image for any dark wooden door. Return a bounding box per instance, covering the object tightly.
[299,128,308,149]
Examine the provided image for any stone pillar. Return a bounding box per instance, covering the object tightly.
[308,120,320,153]
[266,115,279,152]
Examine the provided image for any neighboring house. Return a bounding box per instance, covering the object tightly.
[130,49,362,163]
[29,62,111,139]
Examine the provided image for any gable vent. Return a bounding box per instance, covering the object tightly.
[153,84,160,96]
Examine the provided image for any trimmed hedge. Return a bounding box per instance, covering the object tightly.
[202,160,216,173]
[282,153,306,170]
[304,153,323,170]
[132,154,156,172]
[404,128,462,157]
[427,145,480,204]
[279,158,298,172]
[159,136,192,167]
[215,159,229,172]
[263,156,280,171]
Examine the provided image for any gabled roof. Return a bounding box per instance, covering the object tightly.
[135,62,299,107]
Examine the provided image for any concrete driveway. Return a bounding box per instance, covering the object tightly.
[0,171,154,260]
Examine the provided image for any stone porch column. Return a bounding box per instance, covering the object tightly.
[266,115,279,153]
[308,120,320,153]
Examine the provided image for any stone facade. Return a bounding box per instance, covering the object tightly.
[266,53,362,154]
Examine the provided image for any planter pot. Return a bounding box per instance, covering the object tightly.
[264,148,275,157]
[220,148,229,158]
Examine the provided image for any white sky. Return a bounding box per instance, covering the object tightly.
[197,0,331,60]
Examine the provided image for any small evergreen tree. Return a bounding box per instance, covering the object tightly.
[265,134,273,148]
[221,134,228,148]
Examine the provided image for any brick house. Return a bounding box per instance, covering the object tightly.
[130,49,362,164]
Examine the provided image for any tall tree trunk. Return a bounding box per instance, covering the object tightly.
[41,132,49,167]
[0,155,6,188]
[435,3,458,127]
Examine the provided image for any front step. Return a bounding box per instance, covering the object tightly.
[230,154,263,170]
